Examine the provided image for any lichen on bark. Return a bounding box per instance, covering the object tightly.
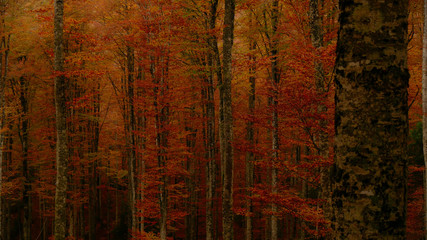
[331,0,409,239]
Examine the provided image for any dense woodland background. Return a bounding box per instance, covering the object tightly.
[0,0,423,239]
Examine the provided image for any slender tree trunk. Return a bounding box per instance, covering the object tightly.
[270,1,280,239]
[0,3,5,239]
[0,74,2,240]
[423,0,427,238]
[221,0,235,239]
[54,0,68,239]
[20,75,31,240]
[126,45,137,237]
[245,36,256,240]
[332,0,409,238]
[0,96,3,240]
[0,5,8,237]
[89,83,100,240]
[136,65,146,234]
[206,1,218,239]
[153,54,169,240]
[309,0,329,236]
[158,91,168,240]
[185,118,197,240]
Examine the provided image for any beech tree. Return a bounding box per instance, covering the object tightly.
[269,1,280,239]
[423,0,427,238]
[1,0,425,238]
[54,0,68,239]
[0,0,7,238]
[332,0,409,238]
[221,0,236,239]
[245,15,256,240]
[206,2,219,240]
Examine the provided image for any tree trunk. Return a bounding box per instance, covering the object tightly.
[206,1,218,240]
[332,0,409,238]
[136,65,146,234]
[54,0,68,239]
[221,0,235,239]
[309,0,329,236]
[0,1,6,238]
[152,54,169,240]
[126,45,137,237]
[423,0,427,238]
[20,75,31,240]
[270,1,279,239]
[245,35,256,240]
[89,83,100,240]
[185,118,197,240]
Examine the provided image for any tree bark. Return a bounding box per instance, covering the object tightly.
[0,1,6,238]
[206,1,218,240]
[54,0,68,239]
[270,1,279,239]
[423,0,427,238]
[245,34,256,240]
[89,82,100,240]
[126,45,137,237]
[152,54,169,240]
[185,117,197,240]
[332,0,409,238]
[309,0,329,236]
[136,64,146,234]
[19,75,31,240]
[221,0,235,239]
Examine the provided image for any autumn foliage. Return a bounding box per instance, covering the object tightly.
[0,0,423,239]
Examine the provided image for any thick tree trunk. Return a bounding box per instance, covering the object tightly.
[206,1,218,240]
[332,0,409,238]
[221,0,235,239]
[54,0,69,239]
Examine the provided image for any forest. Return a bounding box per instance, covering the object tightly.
[0,0,423,239]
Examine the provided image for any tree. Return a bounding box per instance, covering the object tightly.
[206,1,219,239]
[54,0,68,239]
[331,0,409,238]
[221,0,236,239]
[0,1,8,238]
[245,22,256,240]
[423,0,427,237]
[269,1,280,239]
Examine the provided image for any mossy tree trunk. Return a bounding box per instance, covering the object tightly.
[332,0,409,239]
